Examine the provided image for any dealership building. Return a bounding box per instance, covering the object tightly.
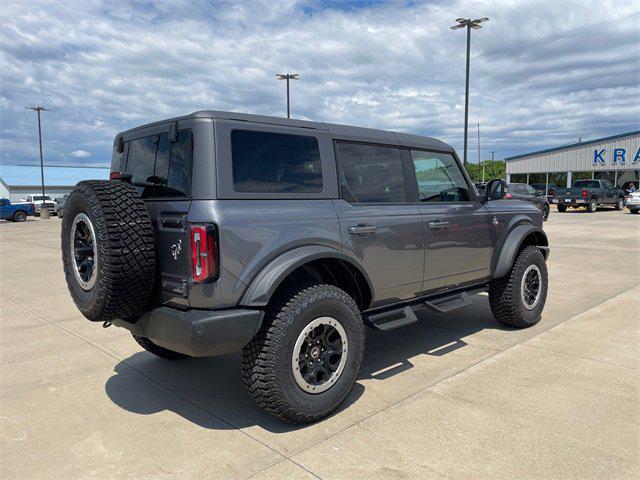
[505,131,639,192]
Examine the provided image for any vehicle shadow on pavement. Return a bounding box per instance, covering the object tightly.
[105,296,511,433]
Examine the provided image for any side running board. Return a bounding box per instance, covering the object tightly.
[423,291,474,313]
[364,306,418,331]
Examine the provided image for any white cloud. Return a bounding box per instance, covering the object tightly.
[70,149,91,158]
[0,0,638,166]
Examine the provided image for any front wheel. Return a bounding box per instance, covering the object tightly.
[615,198,624,211]
[631,209,639,215]
[489,245,548,328]
[556,204,567,213]
[241,283,364,424]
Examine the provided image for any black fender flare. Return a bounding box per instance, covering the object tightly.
[493,224,549,279]
[239,245,374,307]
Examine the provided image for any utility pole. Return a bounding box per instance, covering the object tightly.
[451,17,489,167]
[27,105,50,218]
[276,73,300,118]
[478,122,484,182]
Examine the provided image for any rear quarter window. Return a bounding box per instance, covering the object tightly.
[231,130,323,193]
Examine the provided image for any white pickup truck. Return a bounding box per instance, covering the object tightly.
[625,190,640,214]
[21,194,57,216]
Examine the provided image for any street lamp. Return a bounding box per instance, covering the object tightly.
[276,73,299,118]
[26,105,50,219]
[451,17,489,167]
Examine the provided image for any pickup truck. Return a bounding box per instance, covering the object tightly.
[22,194,57,216]
[0,198,35,222]
[550,179,625,213]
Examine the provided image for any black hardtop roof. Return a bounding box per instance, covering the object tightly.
[118,110,454,152]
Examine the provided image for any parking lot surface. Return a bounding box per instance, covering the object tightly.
[1,208,639,479]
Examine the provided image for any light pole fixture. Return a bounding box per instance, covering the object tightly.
[26,105,50,216]
[451,17,489,167]
[276,73,299,118]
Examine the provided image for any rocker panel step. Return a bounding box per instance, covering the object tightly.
[423,291,474,313]
[364,306,418,331]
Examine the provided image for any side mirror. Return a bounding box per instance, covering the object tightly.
[484,178,506,202]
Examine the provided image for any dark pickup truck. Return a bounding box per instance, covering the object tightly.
[550,179,625,213]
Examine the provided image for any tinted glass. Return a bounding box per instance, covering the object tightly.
[165,130,193,197]
[337,143,406,203]
[231,130,322,193]
[126,135,158,184]
[411,151,470,202]
[574,180,599,188]
[525,185,537,195]
[125,131,192,197]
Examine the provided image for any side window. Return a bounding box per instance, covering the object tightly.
[231,130,322,193]
[0,199,8,206]
[337,143,407,203]
[525,185,537,195]
[410,151,470,202]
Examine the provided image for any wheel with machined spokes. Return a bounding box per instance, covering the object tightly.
[242,283,364,424]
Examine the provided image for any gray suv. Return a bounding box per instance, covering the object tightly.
[61,111,549,423]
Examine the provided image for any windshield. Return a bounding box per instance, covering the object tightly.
[33,195,52,201]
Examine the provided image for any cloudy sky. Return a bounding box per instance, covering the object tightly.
[1,0,639,167]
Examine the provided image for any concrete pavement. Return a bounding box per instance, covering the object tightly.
[1,208,638,479]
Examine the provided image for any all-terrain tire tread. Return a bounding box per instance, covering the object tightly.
[241,283,363,424]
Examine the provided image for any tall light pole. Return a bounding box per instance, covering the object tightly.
[276,73,299,118]
[451,17,489,168]
[27,106,50,215]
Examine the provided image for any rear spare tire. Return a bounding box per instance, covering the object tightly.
[61,180,156,322]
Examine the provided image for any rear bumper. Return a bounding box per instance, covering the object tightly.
[550,198,586,205]
[114,307,264,357]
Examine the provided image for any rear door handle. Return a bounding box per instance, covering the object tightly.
[428,221,450,230]
[348,225,377,235]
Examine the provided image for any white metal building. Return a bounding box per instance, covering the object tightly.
[0,165,109,202]
[505,131,640,192]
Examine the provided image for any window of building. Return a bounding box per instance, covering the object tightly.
[510,174,527,183]
[571,171,593,183]
[411,151,470,202]
[594,171,616,185]
[616,170,640,191]
[231,130,322,193]
[548,172,567,189]
[337,143,407,203]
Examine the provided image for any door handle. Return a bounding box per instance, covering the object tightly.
[348,225,377,235]
[428,221,450,230]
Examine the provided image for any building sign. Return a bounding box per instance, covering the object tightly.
[593,147,640,165]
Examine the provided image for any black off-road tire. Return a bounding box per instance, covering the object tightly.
[241,283,365,424]
[133,335,190,360]
[489,245,548,328]
[614,197,624,211]
[556,204,567,213]
[61,180,156,322]
[13,211,27,222]
[631,209,639,215]
[586,198,597,213]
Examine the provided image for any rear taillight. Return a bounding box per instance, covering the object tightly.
[581,188,588,198]
[110,171,122,180]
[190,224,218,283]
[504,193,513,199]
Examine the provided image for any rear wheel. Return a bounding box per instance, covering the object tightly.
[586,198,597,213]
[489,245,548,328]
[61,180,156,322]
[133,335,190,360]
[13,211,27,222]
[631,209,639,215]
[241,283,364,424]
[614,198,624,211]
[557,204,567,213]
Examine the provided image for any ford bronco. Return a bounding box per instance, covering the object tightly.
[61,111,549,423]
